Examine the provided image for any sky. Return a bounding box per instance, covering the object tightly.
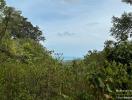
[6,0,132,59]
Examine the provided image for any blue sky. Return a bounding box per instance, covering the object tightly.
[6,0,132,59]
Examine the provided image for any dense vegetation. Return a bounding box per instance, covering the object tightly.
[0,0,132,99]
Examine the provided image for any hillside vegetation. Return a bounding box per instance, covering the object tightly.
[0,0,132,99]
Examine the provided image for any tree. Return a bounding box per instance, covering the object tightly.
[122,0,132,4]
[0,4,44,41]
[110,12,132,42]
[0,0,5,9]
[84,50,105,67]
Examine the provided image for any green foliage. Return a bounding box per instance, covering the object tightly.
[104,41,132,65]
[111,12,132,42]
[0,4,44,41]
[122,0,132,4]
[84,50,106,67]
[0,0,132,100]
[0,0,5,9]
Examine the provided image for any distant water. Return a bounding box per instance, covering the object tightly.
[64,56,82,60]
